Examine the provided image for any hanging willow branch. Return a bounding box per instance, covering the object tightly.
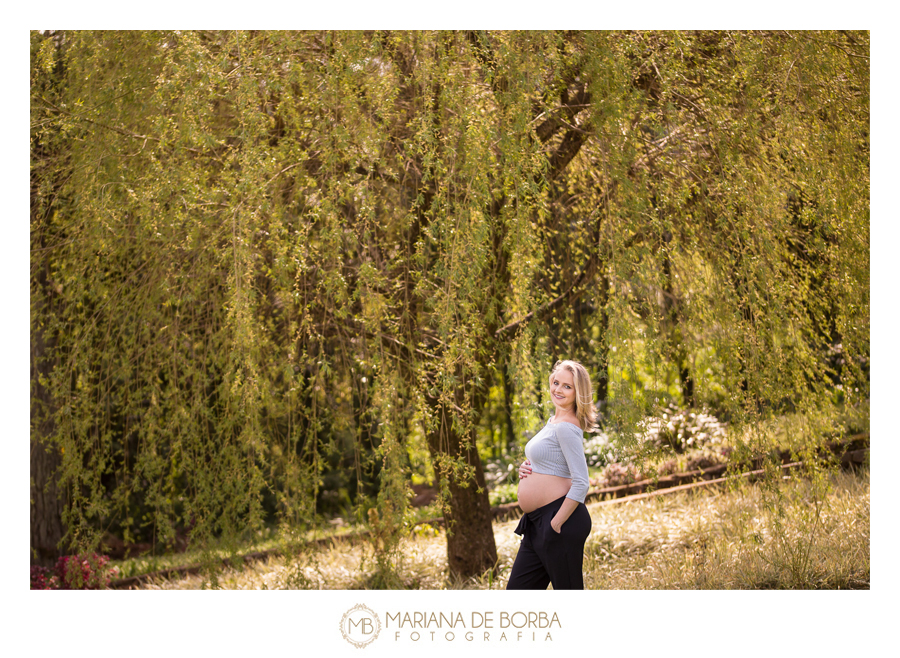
[30,30,869,580]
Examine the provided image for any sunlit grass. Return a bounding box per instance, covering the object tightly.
[583,468,869,589]
[132,468,868,590]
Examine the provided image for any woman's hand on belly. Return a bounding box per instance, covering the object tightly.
[518,460,533,480]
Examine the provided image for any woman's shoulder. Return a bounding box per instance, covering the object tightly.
[529,421,554,439]
[549,419,584,436]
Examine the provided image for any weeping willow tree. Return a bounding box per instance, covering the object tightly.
[31,30,868,580]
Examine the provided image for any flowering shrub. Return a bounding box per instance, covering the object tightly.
[595,462,643,488]
[640,405,727,454]
[658,458,681,477]
[583,431,620,469]
[657,446,732,477]
[30,553,118,590]
[30,565,57,590]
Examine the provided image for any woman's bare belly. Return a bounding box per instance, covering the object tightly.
[517,472,572,513]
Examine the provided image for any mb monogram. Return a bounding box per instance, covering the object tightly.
[339,604,382,648]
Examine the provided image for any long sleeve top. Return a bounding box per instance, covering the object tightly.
[523,420,590,503]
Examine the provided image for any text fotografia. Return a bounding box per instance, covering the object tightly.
[387,611,561,642]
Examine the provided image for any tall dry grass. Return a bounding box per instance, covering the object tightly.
[134,468,868,590]
[582,469,869,589]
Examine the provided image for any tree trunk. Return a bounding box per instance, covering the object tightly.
[31,320,67,566]
[30,440,67,567]
[31,32,69,567]
[425,396,498,579]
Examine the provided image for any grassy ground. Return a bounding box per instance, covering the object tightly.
[130,467,868,590]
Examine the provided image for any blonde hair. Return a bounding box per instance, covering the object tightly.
[548,359,599,433]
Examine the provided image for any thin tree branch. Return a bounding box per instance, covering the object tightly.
[37,96,204,155]
[534,89,591,143]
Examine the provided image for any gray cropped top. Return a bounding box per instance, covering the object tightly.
[524,420,590,503]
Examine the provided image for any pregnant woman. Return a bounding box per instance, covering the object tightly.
[506,359,597,590]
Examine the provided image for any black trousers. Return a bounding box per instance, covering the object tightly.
[506,495,592,590]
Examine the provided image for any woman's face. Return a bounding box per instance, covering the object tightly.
[549,368,576,414]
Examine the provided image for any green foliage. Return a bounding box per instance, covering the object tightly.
[488,483,519,507]
[31,30,869,578]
